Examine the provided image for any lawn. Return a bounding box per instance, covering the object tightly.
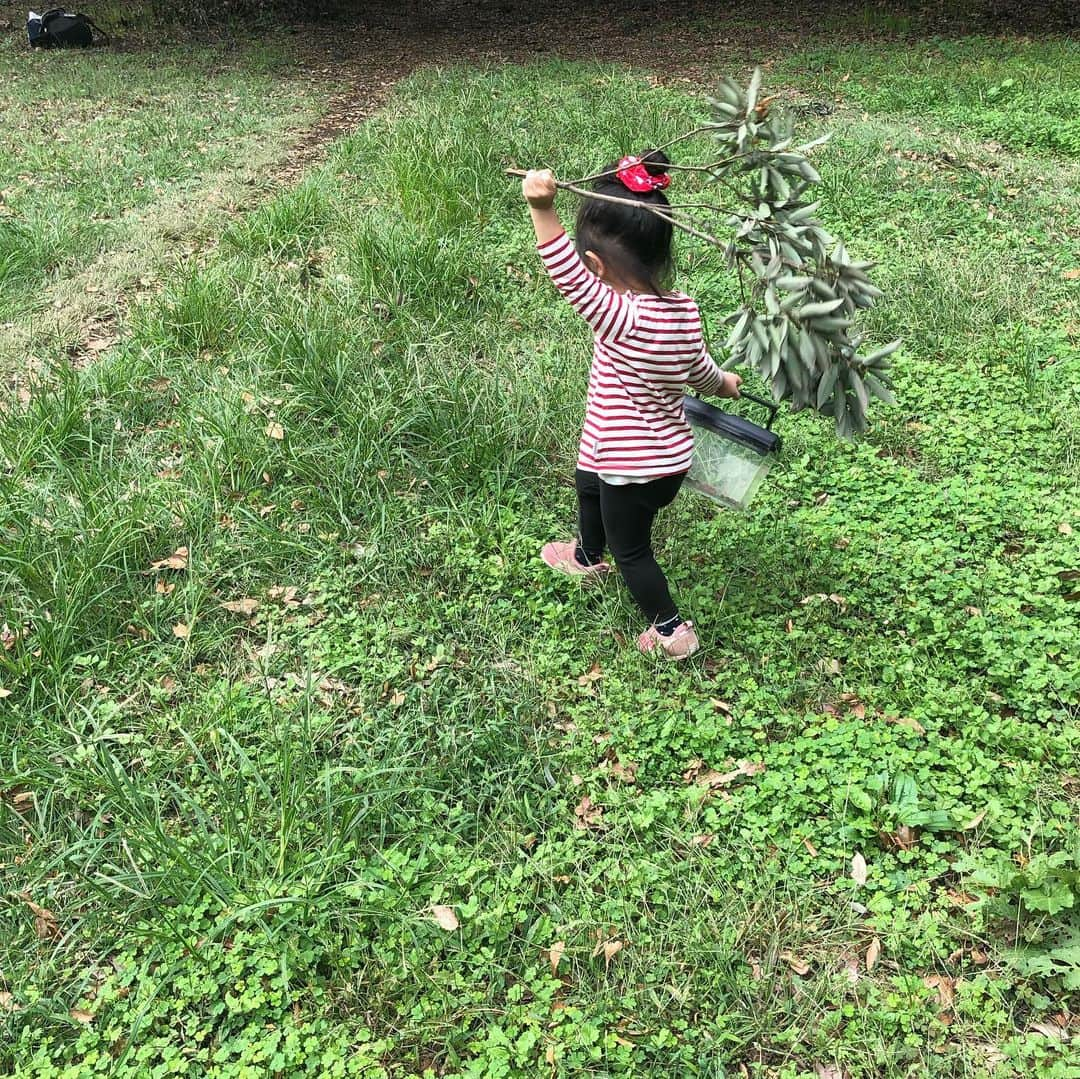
[1,29,1079,1079]
[0,34,329,378]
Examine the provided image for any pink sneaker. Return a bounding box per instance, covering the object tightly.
[541,540,610,579]
[637,621,699,660]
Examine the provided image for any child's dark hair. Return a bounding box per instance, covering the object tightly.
[574,149,674,297]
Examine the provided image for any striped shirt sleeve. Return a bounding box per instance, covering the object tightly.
[686,340,727,397]
[537,231,634,341]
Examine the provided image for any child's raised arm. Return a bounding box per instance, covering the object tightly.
[522,169,565,245]
[524,170,634,341]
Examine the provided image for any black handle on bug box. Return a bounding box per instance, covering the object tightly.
[737,390,780,430]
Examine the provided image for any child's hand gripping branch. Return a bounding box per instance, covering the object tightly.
[525,152,742,661]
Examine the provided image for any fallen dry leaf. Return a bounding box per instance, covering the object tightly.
[573,795,604,830]
[865,936,882,971]
[69,1008,93,1024]
[548,940,566,975]
[1060,522,1074,535]
[695,760,765,789]
[172,622,190,639]
[690,834,715,848]
[803,837,819,857]
[607,758,638,784]
[842,955,860,985]
[150,546,188,571]
[879,824,918,852]
[1063,269,1080,281]
[0,687,11,700]
[749,956,764,981]
[591,937,624,969]
[265,422,285,440]
[814,1066,846,1079]
[961,807,988,831]
[431,905,459,931]
[923,973,956,1016]
[19,893,59,939]
[682,758,706,783]
[222,598,260,617]
[0,991,21,1013]
[155,579,175,596]
[1029,1020,1067,1041]
[851,852,868,887]
[577,662,603,687]
[888,715,926,735]
[780,951,811,976]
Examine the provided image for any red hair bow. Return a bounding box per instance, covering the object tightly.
[615,155,670,193]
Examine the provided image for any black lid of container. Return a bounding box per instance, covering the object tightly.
[683,395,782,456]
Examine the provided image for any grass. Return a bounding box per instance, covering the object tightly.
[0,34,331,378]
[1,33,1079,1079]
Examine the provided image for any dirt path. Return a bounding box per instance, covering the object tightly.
[274,0,1076,178]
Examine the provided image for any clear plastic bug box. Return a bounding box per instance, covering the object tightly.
[683,393,782,511]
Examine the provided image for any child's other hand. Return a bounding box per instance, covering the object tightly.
[523,169,557,209]
[720,371,743,398]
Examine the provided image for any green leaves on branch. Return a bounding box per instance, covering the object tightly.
[706,70,899,437]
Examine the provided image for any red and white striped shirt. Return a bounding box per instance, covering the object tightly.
[538,230,726,479]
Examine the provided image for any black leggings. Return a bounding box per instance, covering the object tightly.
[575,468,686,625]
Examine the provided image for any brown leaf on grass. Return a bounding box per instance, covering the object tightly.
[841,955,860,985]
[887,715,926,735]
[573,796,604,830]
[591,937,624,969]
[816,657,842,677]
[780,951,811,976]
[222,598,260,617]
[961,807,988,831]
[548,940,566,975]
[607,759,638,784]
[1059,522,1074,535]
[748,957,764,981]
[923,974,956,1018]
[851,852,868,887]
[865,936,882,971]
[710,698,733,716]
[155,579,175,596]
[430,905,459,931]
[85,336,117,353]
[696,760,765,789]
[815,1066,846,1079]
[150,546,188,571]
[1029,1020,1068,1041]
[0,687,11,700]
[389,691,406,708]
[681,758,706,783]
[879,825,918,852]
[12,790,34,809]
[172,622,190,639]
[0,992,21,1013]
[18,893,58,939]
[689,834,715,848]
[265,422,285,440]
[1063,269,1080,281]
[803,837,819,857]
[69,1008,94,1024]
[577,662,603,687]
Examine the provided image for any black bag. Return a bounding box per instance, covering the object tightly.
[27,9,110,48]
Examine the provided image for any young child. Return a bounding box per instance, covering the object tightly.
[523,151,742,660]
